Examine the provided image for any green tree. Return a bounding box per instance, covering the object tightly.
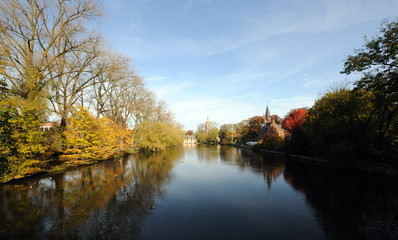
[134,121,184,152]
[196,122,219,144]
[207,127,219,144]
[342,19,398,151]
[305,87,376,159]
[0,97,48,182]
[219,124,235,144]
[196,129,207,144]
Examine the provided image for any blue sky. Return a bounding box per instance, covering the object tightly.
[100,0,398,130]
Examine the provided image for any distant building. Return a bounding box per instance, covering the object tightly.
[205,116,210,133]
[259,105,285,139]
[40,122,58,131]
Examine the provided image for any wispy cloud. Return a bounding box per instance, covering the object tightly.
[145,76,170,82]
[103,0,398,60]
[100,0,398,129]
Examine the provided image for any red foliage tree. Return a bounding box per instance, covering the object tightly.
[282,108,308,132]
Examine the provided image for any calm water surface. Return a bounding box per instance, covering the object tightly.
[1,145,398,239]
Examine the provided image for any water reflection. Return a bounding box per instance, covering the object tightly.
[1,146,397,239]
[218,145,284,189]
[0,146,184,239]
[285,160,398,240]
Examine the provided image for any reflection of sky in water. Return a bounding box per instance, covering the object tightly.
[143,145,320,239]
[38,178,55,189]
[1,145,398,239]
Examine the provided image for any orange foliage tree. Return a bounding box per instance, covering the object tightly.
[282,108,308,132]
[62,107,132,163]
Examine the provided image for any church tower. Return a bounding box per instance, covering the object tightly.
[205,116,210,132]
[264,105,271,124]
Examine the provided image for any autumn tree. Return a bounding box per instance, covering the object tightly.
[219,124,236,144]
[239,116,263,143]
[0,0,101,101]
[282,108,308,132]
[134,121,184,152]
[62,107,131,162]
[0,97,48,182]
[185,130,194,135]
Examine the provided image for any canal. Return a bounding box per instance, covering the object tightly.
[1,145,398,239]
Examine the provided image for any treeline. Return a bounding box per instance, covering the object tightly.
[287,19,398,161]
[194,115,283,145]
[0,0,183,183]
[201,19,398,163]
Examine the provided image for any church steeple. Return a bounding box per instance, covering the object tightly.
[264,105,271,124]
[265,105,270,119]
[205,116,210,132]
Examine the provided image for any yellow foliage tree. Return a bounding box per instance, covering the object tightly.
[135,121,184,152]
[62,107,132,163]
[0,97,48,182]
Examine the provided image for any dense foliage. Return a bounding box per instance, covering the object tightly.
[282,108,308,132]
[303,88,377,159]
[218,124,237,144]
[212,20,398,162]
[196,121,219,144]
[0,0,183,183]
[135,121,184,151]
[287,19,398,161]
[62,107,132,163]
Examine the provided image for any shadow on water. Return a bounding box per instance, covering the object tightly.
[1,145,398,239]
[0,146,184,239]
[218,145,285,189]
[195,145,285,190]
[284,160,398,240]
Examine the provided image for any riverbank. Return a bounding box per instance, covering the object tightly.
[228,143,398,177]
[0,150,135,184]
[1,144,186,184]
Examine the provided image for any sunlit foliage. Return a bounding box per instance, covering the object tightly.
[0,0,183,183]
[0,97,48,182]
[196,121,219,144]
[135,121,185,151]
[62,107,132,163]
[219,124,236,144]
[282,108,308,132]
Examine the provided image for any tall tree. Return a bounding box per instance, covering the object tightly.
[242,116,263,142]
[305,87,377,158]
[0,0,101,100]
[49,33,103,128]
[342,19,398,150]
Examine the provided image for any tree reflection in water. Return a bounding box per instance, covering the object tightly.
[2,146,397,239]
[218,145,285,190]
[284,160,398,240]
[195,144,285,190]
[0,146,184,239]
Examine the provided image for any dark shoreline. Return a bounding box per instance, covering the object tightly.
[227,143,398,177]
[0,151,131,185]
